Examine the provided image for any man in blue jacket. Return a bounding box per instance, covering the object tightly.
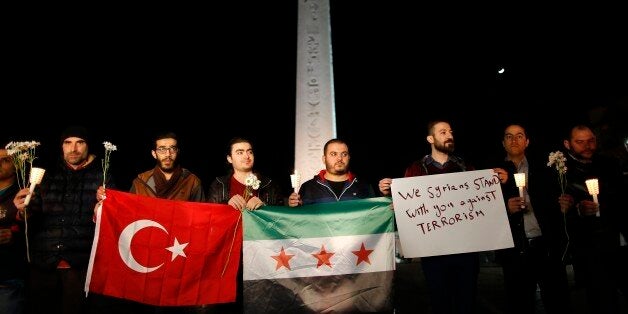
[288,138,374,206]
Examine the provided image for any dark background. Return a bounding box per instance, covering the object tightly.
[4,2,627,194]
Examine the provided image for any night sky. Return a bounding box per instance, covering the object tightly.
[4,3,627,195]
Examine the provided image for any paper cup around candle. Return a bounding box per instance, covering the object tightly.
[290,171,301,193]
[24,167,46,206]
[585,178,600,217]
[513,173,526,208]
[29,167,46,185]
[514,173,526,187]
[585,179,599,197]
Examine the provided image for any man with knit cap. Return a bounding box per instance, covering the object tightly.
[13,125,110,314]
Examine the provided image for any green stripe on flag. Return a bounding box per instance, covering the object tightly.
[243,197,394,240]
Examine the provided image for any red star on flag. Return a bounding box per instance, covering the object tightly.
[271,246,295,270]
[312,245,335,268]
[351,242,374,265]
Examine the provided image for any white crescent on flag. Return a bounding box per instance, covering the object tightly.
[86,190,242,306]
[118,219,188,273]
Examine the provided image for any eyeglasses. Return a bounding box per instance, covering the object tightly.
[504,134,525,142]
[155,146,178,154]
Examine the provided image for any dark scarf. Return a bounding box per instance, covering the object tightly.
[153,165,183,198]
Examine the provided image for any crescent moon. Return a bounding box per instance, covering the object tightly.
[118,219,168,273]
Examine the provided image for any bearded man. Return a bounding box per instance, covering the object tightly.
[288,138,375,206]
[129,131,204,201]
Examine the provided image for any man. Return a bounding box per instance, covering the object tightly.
[288,138,374,207]
[286,139,392,313]
[0,148,26,314]
[207,137,283,208]
[496,124,571,314]
[379,120,493,314]
[207,137,283,314]
[13,126,107,314]
[561,124,624,313]
[128,131,204,201]
[95,131,205,314]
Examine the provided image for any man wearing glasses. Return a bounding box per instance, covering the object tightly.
[93,131,206,314]
[129,131,204,201]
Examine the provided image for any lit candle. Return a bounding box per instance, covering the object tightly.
[514,172,526,209]
[290,170,300,193]
[585,178,600,217]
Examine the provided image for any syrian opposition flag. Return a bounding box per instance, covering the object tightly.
[85,190,242,306]
[243,197,395,313]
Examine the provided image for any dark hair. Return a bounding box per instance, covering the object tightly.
[565,124,594,141]
[503,123,528,138]
[426,120,450,136]
[227,137,252,157]
[323,138,348,155]
[153,131,179,149]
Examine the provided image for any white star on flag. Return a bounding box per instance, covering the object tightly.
[166,238,188,261]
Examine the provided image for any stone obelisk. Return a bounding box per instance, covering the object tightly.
[294,0,336,186]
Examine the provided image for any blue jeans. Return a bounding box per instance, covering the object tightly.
[0,279,25,314]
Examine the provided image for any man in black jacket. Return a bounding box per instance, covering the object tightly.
[560,124,624,313]
[13,126,109,314]
[207,137,283,314]
[496,124,571,314]
[207,137,283,209]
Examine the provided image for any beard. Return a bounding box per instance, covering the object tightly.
[434,140,455,154]
[326,162,348,176]
[157,157,178,173]
[571,149,594,161]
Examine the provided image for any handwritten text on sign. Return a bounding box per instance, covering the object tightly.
[392,169,513,258]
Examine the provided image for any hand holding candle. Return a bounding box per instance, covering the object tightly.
[290,170,301,193]
[514,172,526,209]
[585,178,600,217]
[24,167,46,206]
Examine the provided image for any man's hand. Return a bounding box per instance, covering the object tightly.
[13,188,30,212]
[96,186,107,202]
[288,192,301,207]
[228,195,247,211]
[0,228,12,245]
[577,199,599,216]
[493,168,509,184]
[507,197,525,214]
[558,194,574,213]
[246,196,265,211]
[379,178,392,196]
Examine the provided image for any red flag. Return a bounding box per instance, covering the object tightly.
[85,190,242,306]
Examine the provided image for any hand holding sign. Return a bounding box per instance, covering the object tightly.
[391,169,513,258]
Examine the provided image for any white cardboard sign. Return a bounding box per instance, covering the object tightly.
[392,169,514,258]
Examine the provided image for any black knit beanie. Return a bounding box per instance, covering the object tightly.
[60,126,91,144]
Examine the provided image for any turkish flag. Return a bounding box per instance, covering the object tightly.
[85,190,242,306]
